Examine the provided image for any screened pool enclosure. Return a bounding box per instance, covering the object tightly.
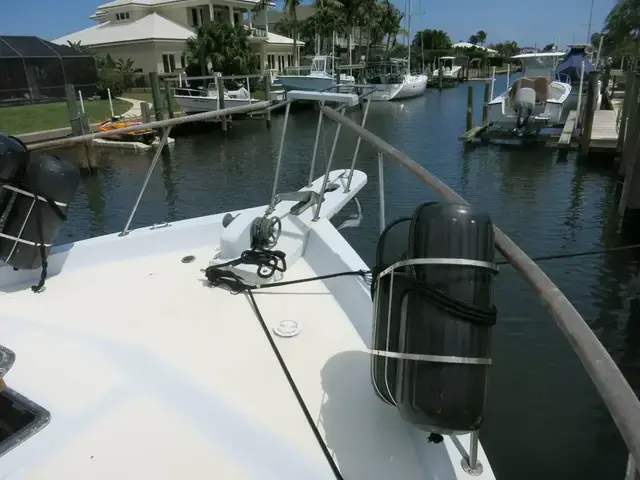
[0,36,97,106]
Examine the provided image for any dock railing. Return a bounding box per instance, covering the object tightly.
[19,92,640,477]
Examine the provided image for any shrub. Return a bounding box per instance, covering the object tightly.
[96,67,124,99]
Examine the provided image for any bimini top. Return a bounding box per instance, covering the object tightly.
[555,45,594,82]
[511,52,566,59]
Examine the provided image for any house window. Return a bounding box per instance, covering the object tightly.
[180,55,186,69]
[189,7,205,27]
[278,56,284,71]
[234,13,239,24]
[162,53,176,73]
[288,55,293,67]
[115,11,130,21]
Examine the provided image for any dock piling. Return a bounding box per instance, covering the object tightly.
[264,73,272,129]
[438,58,444,91]
[216,76,228,132]
[65,84,96,171]
[482,80,491,123]
[620,73,640,175]
[149,72,165,136]
[579,70,599,158]
[618,72,638,157]
[466,86,474,132]
[141,102,151,124]
[164,81,174,119]
[618,101,640,214]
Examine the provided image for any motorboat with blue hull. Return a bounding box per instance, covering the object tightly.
[0,90,498,479]
[487,52,571,136]
[555,44,602,112]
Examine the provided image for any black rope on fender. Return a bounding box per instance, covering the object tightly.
[31,197,47,293]
[30,193,67,293]
[204,249,368,480]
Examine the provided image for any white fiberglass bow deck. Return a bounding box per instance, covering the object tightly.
[0,90,497,479]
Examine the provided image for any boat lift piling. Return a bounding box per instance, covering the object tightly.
[466,86,474,132]
[64,84,97,172]
[482,80,491,123]
[216,76,228,133]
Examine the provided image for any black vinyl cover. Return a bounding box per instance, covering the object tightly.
[0,133,29,217]
[0,155,79,270]
[371,202,496,434]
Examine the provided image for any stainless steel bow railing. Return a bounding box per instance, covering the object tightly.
[317,103,640,480]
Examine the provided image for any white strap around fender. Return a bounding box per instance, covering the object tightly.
[370,349,492,365]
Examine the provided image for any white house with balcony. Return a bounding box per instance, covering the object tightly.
[52,0,302,77]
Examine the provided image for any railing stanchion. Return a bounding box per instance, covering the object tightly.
[345,97,372,192]
[377,150,386,232]
[461,431,483,475]
[269,102,291,211]
[312,122,342,221]
[626,454,640,480]
[308,108,324,187]
[120,126,172,236]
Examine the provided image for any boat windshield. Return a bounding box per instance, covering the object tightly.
[366,60,408,78]
[516,54,564,79]
[441,57,456,68]
[311,56,334,74]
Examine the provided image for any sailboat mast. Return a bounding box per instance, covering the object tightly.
[407,0,411,68]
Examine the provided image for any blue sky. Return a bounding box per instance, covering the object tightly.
[1,0,615,48]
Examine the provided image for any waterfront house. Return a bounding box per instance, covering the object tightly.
[52,0,303,77]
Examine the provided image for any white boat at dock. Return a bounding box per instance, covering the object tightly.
[366,59,428,101]
[432,56,463,85]
[173,80,261,116]
[487,52,571,135]
[277,55,355,92]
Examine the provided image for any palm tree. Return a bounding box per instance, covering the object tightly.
[185,24,256,75]
[378,0,402,57]
[476,30,487,45]
[312,0,346,54]
[67,40,89,53]
[284,0,301,66]
[116,58,141,89]
[185,26,213,75]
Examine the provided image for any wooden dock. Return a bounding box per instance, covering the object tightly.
[590,109,618,151]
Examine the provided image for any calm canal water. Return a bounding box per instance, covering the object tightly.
[54,75,637,479]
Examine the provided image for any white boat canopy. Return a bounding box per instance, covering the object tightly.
[511,52,566,59]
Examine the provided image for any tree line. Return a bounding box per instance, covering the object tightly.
[591,0,639,64]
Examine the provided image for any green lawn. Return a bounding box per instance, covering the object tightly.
[0,99,132,135]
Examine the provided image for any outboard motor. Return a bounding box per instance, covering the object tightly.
[0,135,80,291]
[514,86,536,132]
[371,202,498,434]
